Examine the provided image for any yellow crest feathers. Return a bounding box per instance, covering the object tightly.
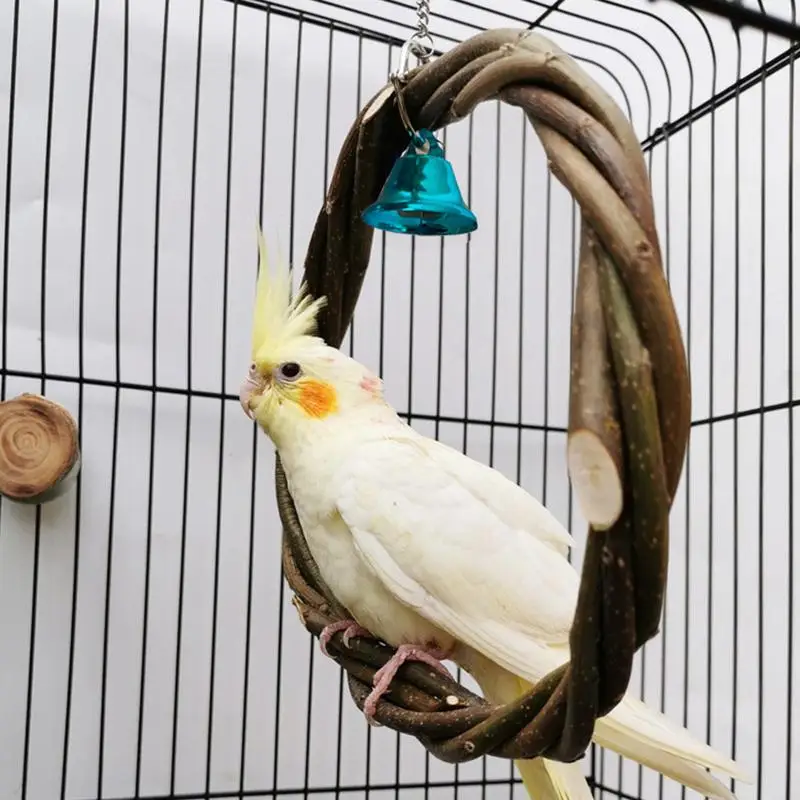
[250,225,326,362]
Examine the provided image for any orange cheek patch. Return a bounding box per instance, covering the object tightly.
[298,379,338,418]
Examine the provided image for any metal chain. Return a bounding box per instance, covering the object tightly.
[410,0,434,61]
[394,0,435,78]
[414,0,430,44]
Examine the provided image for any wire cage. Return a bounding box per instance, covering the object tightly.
[0,0,798,799]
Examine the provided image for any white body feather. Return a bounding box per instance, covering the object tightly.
[278,405,748,800]
[245,234,749,800]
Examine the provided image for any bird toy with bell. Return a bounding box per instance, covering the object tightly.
[361,1,477,236]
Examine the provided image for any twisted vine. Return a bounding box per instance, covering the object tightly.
[274,28,690,765]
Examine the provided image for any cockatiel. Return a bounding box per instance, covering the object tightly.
[239,230,750,800]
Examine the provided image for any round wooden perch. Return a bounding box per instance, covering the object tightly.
[0,393,81,504]
[275,28,690,764]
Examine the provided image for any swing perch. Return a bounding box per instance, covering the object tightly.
[275,27,690,765]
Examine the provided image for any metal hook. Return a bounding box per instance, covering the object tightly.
[388,0,435,152]
[393,34,435,80]
[390,74,429,153]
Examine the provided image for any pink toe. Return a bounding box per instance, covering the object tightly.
[363,677,393,724]
[319,620,357,657]
[319,631,333,656]
[371,669,395,697]
[359,643,451,725]
[342,624,370,648]
[363,692,381,724]
[412,650,452,678]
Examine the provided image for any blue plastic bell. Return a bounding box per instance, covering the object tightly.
[362,129,477,236]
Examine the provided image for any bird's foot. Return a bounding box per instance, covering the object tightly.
[363,643,452,724]
[319,619,372,657]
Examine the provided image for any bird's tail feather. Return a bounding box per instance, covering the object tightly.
[472,661,594,800]
[514,758,593,800]
[593,695,748,799]
[469,652,747,800]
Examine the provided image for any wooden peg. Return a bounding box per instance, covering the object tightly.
[0,393,81,504]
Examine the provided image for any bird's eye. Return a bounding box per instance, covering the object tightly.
[277,361,302,381]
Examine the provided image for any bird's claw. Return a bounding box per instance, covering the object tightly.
[319,619,372,657]
[362,643,452,724]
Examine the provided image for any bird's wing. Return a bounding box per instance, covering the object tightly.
[412,435,574,556]
[334,438,578,682]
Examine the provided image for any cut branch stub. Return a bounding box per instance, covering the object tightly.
[275,27,690,765]
[0,393,81,504]
[567,227,623,531]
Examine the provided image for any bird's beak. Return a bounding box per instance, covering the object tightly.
[239,374,264,420]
